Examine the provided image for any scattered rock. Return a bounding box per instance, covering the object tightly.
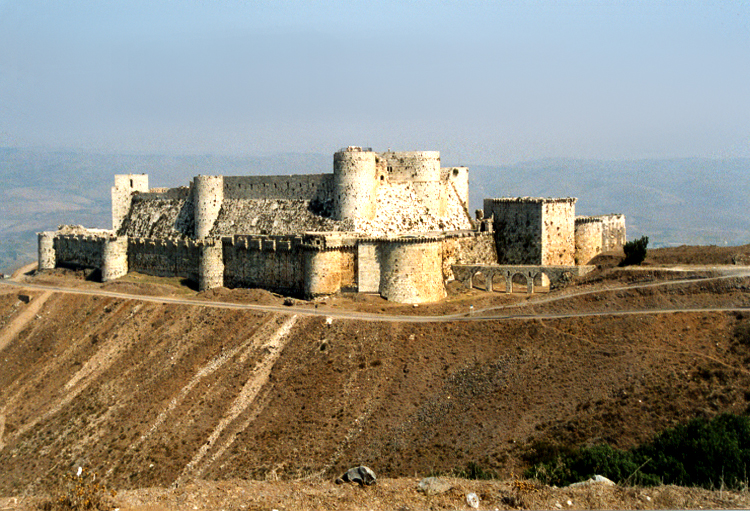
[568,474,616,488]
[466,492,480,509]
[335,466,376,486]
[417,477,452,496]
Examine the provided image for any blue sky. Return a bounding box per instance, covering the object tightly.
[0,0,748,164]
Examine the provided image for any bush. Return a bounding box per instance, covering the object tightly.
[526,414,750,489]
[620,236,649,266]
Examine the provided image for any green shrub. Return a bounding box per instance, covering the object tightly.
[620,236,649,266]
[526,414,750,489]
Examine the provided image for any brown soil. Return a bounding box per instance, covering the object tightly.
[2,245,750,509]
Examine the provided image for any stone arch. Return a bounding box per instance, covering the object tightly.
[532,272,549,293]
[491,272,508,293]
[472,270,487,291]
[511,272,528,293]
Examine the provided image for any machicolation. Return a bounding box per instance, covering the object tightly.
[39,147,626,303]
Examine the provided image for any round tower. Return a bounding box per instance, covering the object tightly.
[378,238,446,303]
[303,249,342,297]
[199,240,224,291]
[37,231,57,271]
[193,175,224,239]
[332,147,377,222]
[101,236,129,282]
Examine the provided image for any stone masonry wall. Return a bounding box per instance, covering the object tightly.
[54,234,106,270]
[575,217,603,265]
[541,199,576,265]
[128,238,201,281]
[222,235,306,294]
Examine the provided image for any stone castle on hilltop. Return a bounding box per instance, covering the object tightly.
[38,146,625,303]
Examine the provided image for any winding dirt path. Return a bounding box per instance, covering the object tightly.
[0,290,51,353]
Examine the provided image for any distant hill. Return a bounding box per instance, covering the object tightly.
[1,147,748,272]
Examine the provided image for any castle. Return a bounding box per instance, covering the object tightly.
[37,147,625,303]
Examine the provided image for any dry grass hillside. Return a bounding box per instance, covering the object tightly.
[3,245,750,509]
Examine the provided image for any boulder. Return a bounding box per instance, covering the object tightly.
[335,466,377,486]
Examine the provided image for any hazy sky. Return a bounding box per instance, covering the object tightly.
[0,0,748,164]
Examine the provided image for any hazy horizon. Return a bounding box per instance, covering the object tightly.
[1,1,748,166]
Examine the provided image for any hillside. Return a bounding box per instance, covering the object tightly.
[3,247,750,509]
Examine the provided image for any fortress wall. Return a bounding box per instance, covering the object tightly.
[575,217,603,265]
[54,234,106,270]
[484,198,544,265]
[193,175,224,238]
[38,232,57,270]
[378,239,446,303]
[224,174,333,202]
[442,233,498,281]
[128,238,201,282]
[222,236,306,294]
[541,199,576,265]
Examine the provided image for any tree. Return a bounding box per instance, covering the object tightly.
[620,236,649,266]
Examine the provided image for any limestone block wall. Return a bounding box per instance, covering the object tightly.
[541,199,576,265]
[38,231,57,270]
[111,174,149,231]
[332,148,378,222]
[193,175,224,239]
[378,238,446,303]
[484,198,544,265]
[222,235,306,294]
[575,217,603,265]
[128,238,201,282]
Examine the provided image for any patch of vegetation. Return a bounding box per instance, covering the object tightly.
[620,236,649,266]
[526,414,750,489]
[38,467,117,511]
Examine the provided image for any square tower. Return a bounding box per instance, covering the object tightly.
[484,197,576,265]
